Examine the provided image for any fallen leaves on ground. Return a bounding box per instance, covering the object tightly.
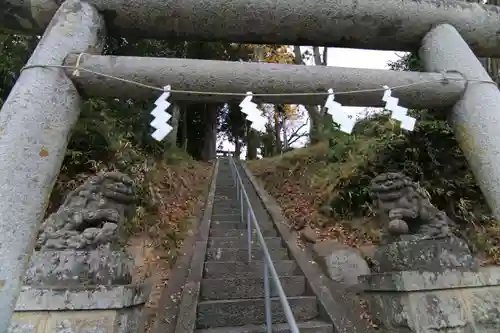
[126,160,213,333]
[248,162,376,248]
[359,298,379,329]
[248,156,378,329]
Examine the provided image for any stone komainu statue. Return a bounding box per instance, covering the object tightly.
[17,174,149,332]
[36,171,135,250]
[369,172,453,243]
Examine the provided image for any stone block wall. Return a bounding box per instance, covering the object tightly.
[361,267,500,332]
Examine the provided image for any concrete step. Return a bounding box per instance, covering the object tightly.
[213,209,241,215]
[213,203,240,208]
[213,202,240,208]
[203,260,298,278]
[209,229,277,238]
[196,296,318,328]
[214,194,236,197]
[213,201,239,205]
[200,276,306,300]
[210,221,275,232]
[213,196,238,200]
[206,248,289,262]
[195,320,333,333]
[208,237,283,249]
[213,205,239,209]
[211,215,242,223]
[214,197,237,201]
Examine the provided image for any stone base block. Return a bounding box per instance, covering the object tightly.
[374,236,478,273]
[24,249,134,287]
[9,284,150,333]
[360,267,500,333]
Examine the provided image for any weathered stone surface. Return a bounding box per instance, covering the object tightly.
[23,171,137,287]
[470,289,500,331]
[8,0,500,60]
[373,236,478,273]
[0,0,107,326]
[15,285,149,311]
[23,248,133,287]
[36,172,134,251]
[12,171,148,333]
[360,267,500,292]
[9,307,144,333]
[312,240,346,257]
[368,172,479,276]
[369,172,453,243]
[299,226,318,243]
[364,174,499,332]
[312,240,370,286]
[412,292,471,332]
[361,267,500,332]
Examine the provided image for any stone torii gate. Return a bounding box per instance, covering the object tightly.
[2,0,500,330]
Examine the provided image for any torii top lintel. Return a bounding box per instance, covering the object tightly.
[2,0,500,57]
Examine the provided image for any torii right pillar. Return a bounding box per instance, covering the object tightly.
[420,23,500,220]
[360,23,500,333]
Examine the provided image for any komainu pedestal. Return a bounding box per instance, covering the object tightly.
[9,172,150,333]
[360,173,500,333]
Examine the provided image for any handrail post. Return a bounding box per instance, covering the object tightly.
[264,262,272,333]
[236,180,240,200]
[247,207,252,263]
[231,161,236,187]
[240,187,244,223]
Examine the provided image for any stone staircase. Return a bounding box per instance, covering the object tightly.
[194,159,333,333]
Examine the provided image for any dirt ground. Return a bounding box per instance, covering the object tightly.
[125,160,213,332]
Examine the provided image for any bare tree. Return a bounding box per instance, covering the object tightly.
[292,46,331,143]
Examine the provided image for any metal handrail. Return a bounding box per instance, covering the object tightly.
[228,157,300,333]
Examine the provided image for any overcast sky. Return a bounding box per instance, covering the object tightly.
[327,48,401,69]
[326,48,403,117]
[218,47,404,155]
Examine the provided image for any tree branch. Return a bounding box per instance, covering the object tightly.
[293,46,304,65]
[313,46,322,66]
[287,132,308,146]
[286,122,309,145]
[322,47,328,66]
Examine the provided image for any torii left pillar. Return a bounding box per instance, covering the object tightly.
[0,1,105,331]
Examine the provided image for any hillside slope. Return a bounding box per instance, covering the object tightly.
[247,114,500,265]
[125,157,213,332]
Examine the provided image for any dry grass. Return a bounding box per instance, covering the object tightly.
[248,136,500,264]
[248,141,379,248]
[125,159,213,332]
